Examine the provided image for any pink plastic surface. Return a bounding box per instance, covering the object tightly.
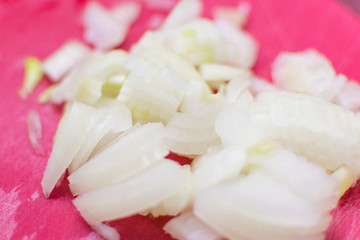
[1,0,360,239]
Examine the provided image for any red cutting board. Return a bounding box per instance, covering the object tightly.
[1,0,360,239]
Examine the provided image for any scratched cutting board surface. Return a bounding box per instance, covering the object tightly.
[1,0,360,239]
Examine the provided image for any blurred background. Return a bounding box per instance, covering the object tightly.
[342,0,360,13]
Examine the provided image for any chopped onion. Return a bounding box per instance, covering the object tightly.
[213,2,251,28]
[163,211,224,240]
[143,167,192,217]
[18,57,43,99]
[83,2,140,50]
[194,171,331,240]
[215,105,267,149]
[68,123,168,195]
[332,166,355,197]
[37,84,58,104]
[27,110,43,154]
[51,50,129,104]
[251,91,360,174]
[160,0,203,29]
[77,209,120,240]
[110,2,141,26]
[215,19,258,68]
[272,49,345,101]
[192,146,246,192]
[249,147,338,211]
[334,79,360,111]
[166,83,225,155]
[118,53,191,124]
[224,77,252,104]
[41,102,96,197]
[42,41,91,82]
[68,101,132,173]
[73,160,191,221]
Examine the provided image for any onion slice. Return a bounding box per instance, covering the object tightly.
[42,40,91,82]
[163,211,224,240]
[41,102,96,197]
[27,110,43,154]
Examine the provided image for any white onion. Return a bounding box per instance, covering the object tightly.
[41,102,96,197]
[251,91,360,173]
[334,79,360,111]
[51,50,129,104]
[73,160,191,221]
[215,19,258,68]
[192,146,246,192]
[166,83,225,155]
[250,147,338,210]
[27,110,43,154]
[42,41,91,82]
[271,49,345,101]
[68,101,132,173]
[144,167,192,217]
[160,0,203,30]
[224,77,252,104]
[212,2,251,28]
[215,105,267,149]
[163,211,224,240]
[68,123,168,195]
[194,171,330,240]
[83,2,140,50]
[118,53,191,123]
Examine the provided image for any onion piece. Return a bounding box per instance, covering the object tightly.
[110,2,141,27]
[163,211,224,240]
[142,166,192,217]
[37,84,58,104]
[73,160,191,222]
[27,110,43,154]
[194,171,331,240]
[332,166,355,197]
[51,50,129,104]
[249,147,338,210]
[224,76,252,104]
[42,41,91,82]
[78,210,120,240]
[68,123,168,195]
[166,83,225,156]
[215,105,267,149]
[41,102,96,198]
[334,79,360,111]
[162,19,227,66]
[215,19,258,68]
[68,101,132,173]
[160,0,203,30]
[212,2,251,28]
[251,91,360,174]
[271,49,345,101]
[18,57,43,99]
[192,146,246,192]
[118,54,191,124]
[83,2,140,50]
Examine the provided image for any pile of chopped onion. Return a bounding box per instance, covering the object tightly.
[19,0,360,239]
